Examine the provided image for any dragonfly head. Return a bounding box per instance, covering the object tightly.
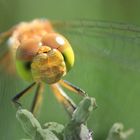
[31,33,74,84]
[16,33,74,84]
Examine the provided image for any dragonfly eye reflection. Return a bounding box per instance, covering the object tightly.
[41,33,75,72]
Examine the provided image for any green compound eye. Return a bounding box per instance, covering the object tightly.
[41,33,74,72]
[15,39,40,81]
[16,60,33,82]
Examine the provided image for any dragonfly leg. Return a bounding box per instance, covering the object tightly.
[59,79,87,97]
[51,83,76,116]
[30,83,45,115]
[12,82,36,108]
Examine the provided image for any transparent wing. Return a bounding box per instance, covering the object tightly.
[52,19,140,72]
[0,26,15,65]
[52,19,140,37]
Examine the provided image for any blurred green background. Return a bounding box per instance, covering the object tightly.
[0,0,140,140]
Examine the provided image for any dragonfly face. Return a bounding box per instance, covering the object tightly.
[10,20,74,84]
[0,19,86,115]
[31,45,67,84]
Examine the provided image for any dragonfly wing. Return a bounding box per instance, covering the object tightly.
[52,20,140,72]
[52,19,140,38]
[0,26,16,45]
[0,27,16,74]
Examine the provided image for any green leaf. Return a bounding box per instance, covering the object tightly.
[106,123,134,140]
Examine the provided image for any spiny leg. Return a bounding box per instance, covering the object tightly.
[12,82,36,108]
[51,83,76,116]
[59,79,87,96]
[30,82,45,115]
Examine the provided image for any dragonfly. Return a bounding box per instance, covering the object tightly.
[0,19,140,115]
[0,19,88,115]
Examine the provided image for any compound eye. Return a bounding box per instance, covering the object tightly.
[15,39,41,82]
[41,33,66,51]
[16,39,41,61]
[42,33,74,72]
